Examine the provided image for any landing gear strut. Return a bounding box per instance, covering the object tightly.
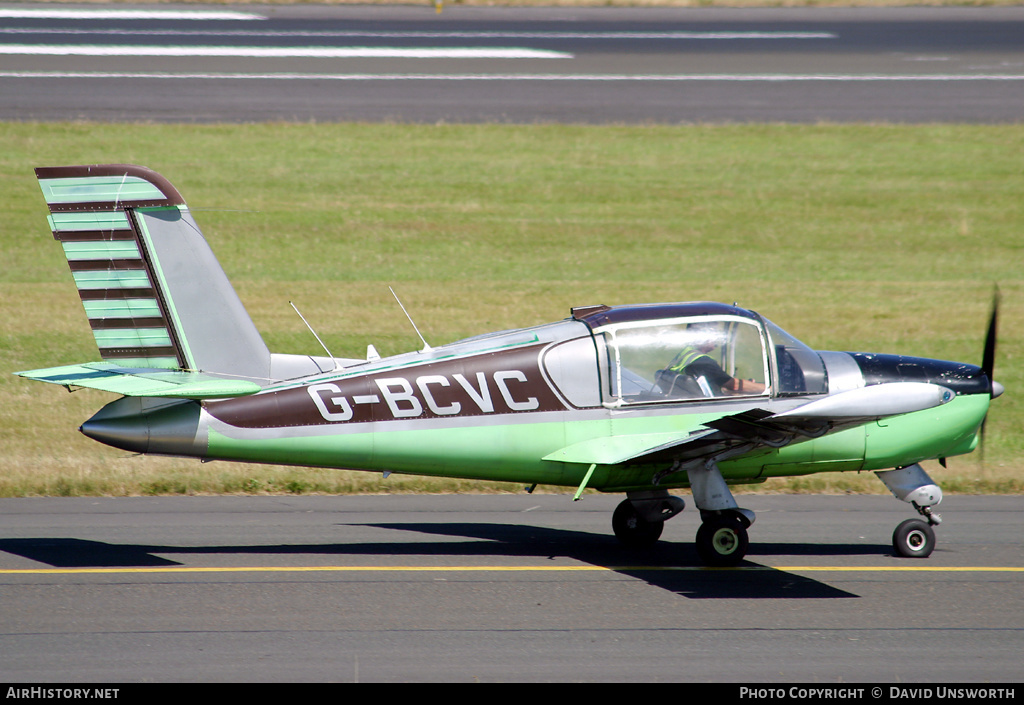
[688,459,756,567]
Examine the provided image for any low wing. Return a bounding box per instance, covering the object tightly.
[16,362,261,399]
[544,382,955,468]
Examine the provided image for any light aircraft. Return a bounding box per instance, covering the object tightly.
[18,164,1004,566]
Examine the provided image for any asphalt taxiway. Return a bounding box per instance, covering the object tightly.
[1,494,1021,682]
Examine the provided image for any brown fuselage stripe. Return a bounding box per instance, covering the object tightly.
[209,343,566,429]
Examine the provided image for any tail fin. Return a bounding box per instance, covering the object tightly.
[35,164,271,381]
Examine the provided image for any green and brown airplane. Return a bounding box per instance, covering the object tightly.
[17,164,1004,566]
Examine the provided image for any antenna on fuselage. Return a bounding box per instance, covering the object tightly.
[289,301,340,371]
[389,286,432,353]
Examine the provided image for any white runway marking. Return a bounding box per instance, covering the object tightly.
[3,72,1022,82]
[0,8,265,21]
[0,28,836,40]
[0,45,572,59]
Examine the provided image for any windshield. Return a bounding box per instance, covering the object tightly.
[602,316,769,405]
[764,320,828,395]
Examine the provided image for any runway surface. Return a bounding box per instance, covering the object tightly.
[1,494,1021,682]
[3,3,1023,685]
[2,4,1024,122]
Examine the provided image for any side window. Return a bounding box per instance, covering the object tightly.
[765,321,828,395]
[604,318,768,405]
[541,336,603,408]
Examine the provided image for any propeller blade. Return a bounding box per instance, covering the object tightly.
[979,286,1001,461]
[982,286,1000,383]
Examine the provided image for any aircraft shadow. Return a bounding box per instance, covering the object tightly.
[0,537,180,568]
[0,521,865,599]
[363,522,861,599]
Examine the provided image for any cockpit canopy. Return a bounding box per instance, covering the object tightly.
[572,303,827,406]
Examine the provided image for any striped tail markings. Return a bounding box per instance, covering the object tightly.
[38,165,189,369]
[35,165,271,380]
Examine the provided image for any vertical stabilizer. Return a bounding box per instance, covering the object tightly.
[36,164,271,381]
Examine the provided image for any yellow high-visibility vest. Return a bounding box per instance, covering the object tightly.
[669,346,711,373]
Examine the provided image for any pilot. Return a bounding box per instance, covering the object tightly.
[665,324,765,396]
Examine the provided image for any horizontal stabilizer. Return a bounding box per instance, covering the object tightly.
[16,362,261,399]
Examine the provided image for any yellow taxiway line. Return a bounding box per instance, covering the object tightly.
[0,565,1022,575]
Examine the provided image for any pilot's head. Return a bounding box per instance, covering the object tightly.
[687,321,725,352]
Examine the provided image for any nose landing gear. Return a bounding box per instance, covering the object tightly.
[876,464,942,559]
[892,518,936,558]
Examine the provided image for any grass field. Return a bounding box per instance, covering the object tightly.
[1,122,1021,496]
[34,0,1024,7]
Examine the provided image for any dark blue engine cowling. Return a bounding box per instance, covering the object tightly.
[848,353,991,396]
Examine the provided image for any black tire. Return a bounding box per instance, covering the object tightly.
[695,516,749,566]
[612,499,664,548]
[892,518,936,558]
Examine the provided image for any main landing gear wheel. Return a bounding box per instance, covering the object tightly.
[892,518,936,558]
[612,499,664,548]
[696,515,749,567]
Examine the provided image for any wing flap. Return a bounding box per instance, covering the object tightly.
[542,429,716,466]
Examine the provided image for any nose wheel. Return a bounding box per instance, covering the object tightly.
[892,518,936,558]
